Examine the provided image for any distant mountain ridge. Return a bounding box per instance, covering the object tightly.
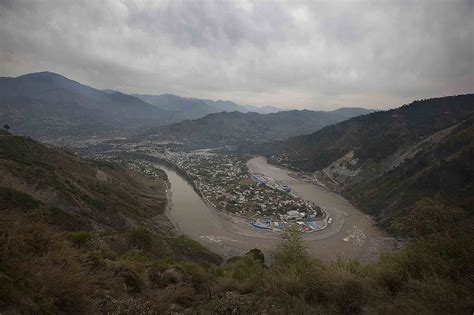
[0,72,175,142]
[142,108,373,149]
[0,71,373,146]
[133,93,284,121]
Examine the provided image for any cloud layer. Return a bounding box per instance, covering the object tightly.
[0,0,472,109]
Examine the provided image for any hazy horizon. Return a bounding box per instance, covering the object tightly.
[1,0,473,110]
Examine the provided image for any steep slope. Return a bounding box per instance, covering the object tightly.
[0,129,221,259]
[272,95,474,171]
[265,94,474,234]
[0,129,223,313]
[343,118,473,230]
[0,72,174,141]
[0,128,169,231]
[143,108,372,149]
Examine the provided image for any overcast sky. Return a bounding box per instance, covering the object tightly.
[0,0,472,110]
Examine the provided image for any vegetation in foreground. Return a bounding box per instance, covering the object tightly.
[1,207,473,314]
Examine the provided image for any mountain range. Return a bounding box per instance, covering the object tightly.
[0,71,374,146]
[142,108,373,149]
[0,72,285,143]
[133,93,283,121]
[0,72,176,140]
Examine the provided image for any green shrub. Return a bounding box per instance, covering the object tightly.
[214,255,264,293]
[25,206,62,222]
[390,198,466,236]
[121,248,149,263]
[173,285,196,307]
[177,262,209,288]
[375,250,410,293]
[149,266,181,288]
[152,256,176,272]
[169,235,222,264]
[323,268,370,314]
[68,231,94,248]
[0,187,42,211]
[272,227,312,275]
[80,194,106,210]
[121,269,143,293]
[127,227,153,251]
[245,248,265,264]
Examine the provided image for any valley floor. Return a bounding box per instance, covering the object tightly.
[160,155,397,262]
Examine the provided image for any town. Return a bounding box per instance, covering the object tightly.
[81,140,329,233]
[161,150,328,233]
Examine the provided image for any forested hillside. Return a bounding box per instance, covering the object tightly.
[345,117,474,233]
[143,108,372,149]
[272,95,474,171]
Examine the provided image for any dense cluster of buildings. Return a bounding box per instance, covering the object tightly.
[164,152,326,232]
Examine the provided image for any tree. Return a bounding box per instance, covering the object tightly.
[272,226,311,273]
[3,124,10,131]
[390,198,465,237]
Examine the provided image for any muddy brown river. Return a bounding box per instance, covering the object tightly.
[158,156,395,262]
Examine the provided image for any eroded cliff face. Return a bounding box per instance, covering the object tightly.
[306,118,473,233]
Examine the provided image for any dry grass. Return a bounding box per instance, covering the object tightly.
[1,210,473,314]
[0,213,96,313]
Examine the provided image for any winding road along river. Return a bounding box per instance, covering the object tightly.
[158,156,395,262]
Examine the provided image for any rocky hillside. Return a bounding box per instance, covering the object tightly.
[265,94,474,234]
[143,108,372,149]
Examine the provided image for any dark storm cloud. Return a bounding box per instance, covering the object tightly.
[0,0,472,109]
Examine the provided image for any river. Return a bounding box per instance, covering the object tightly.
[158,156,395,262]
